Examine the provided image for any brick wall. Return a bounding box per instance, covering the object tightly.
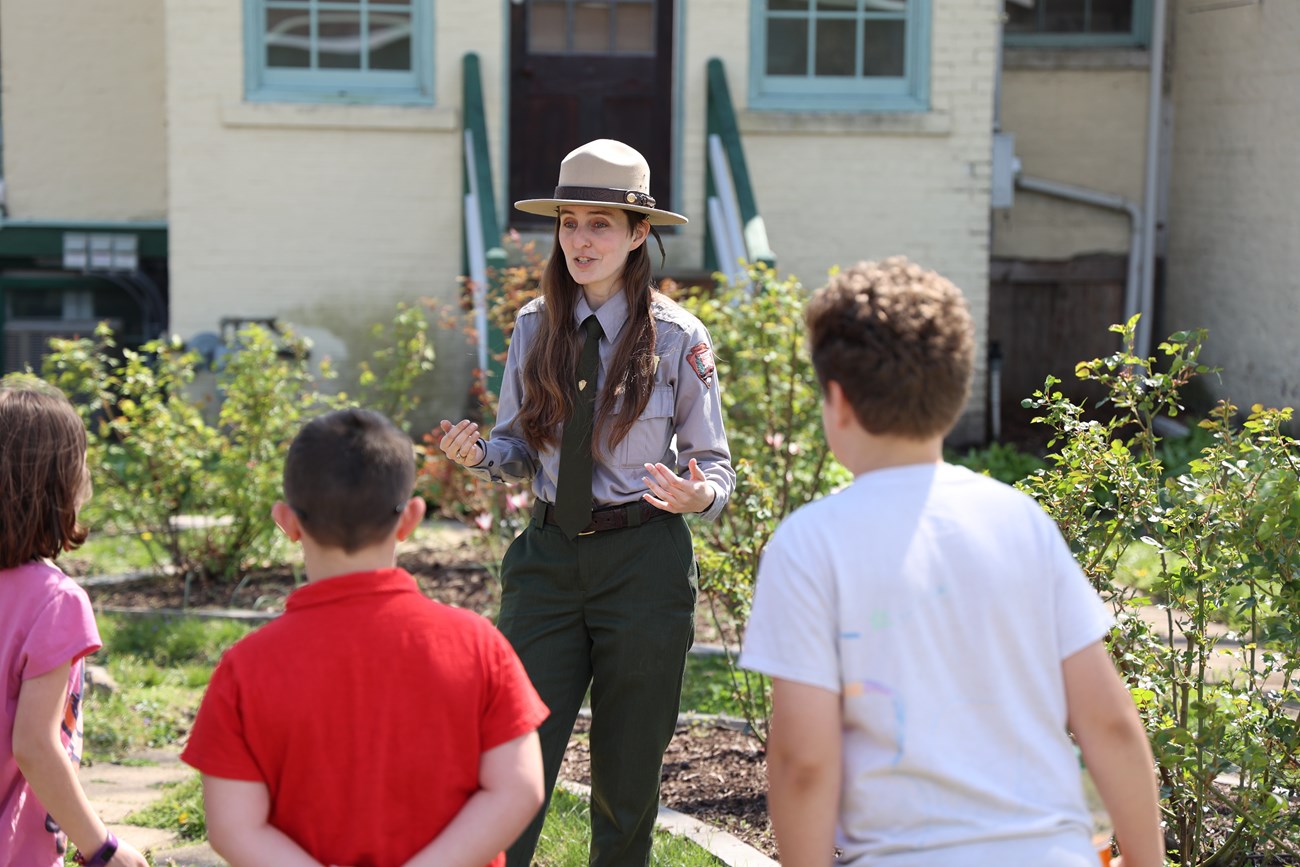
[164,0,506,422]
[0,0,167,220]
[1164,0,1300,414]
[685,0,998,442]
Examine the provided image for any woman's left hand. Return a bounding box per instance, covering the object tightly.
[642,459,716,515]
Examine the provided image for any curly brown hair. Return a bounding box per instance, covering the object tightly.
[804,257,974,439]
[0,377,90,569]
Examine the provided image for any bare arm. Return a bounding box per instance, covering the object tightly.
[1063,641,1164,867]
[13,663,149,867]
[403,730,545,867]
[766,678,841,867]
[202,776,324,867]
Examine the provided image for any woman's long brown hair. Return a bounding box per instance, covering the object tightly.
[516,211,658,455]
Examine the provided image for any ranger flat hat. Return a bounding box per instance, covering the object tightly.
[514,139,688,226]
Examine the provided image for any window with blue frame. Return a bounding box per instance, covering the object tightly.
[1004,0,1151,49]
[750,0,930,112]
[244,0,434,104]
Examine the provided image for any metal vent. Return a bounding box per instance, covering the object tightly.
[3,319,114,375]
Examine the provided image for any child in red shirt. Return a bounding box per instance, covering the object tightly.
[182,408,548,867]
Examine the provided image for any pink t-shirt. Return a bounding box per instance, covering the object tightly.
[1,560,102,867]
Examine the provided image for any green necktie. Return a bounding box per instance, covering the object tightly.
[554,314,604,538]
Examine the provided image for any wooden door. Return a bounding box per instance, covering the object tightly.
[509,0,675,224]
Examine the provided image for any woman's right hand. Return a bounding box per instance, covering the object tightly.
[439,419,484,467]
[108,839,150,867]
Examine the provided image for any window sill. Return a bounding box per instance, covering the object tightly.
[737,108,952,137]
[221,102,458,132]
[1002,47,1151,71]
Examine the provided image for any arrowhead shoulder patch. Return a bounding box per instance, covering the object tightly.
[687,342,715,387]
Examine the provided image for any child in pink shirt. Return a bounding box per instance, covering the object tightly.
[0,377,148,867]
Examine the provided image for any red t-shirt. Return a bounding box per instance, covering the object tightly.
[181,568,548,867]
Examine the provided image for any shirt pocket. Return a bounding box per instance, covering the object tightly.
[614,385,676,469]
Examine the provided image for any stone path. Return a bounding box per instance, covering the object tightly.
[78,750,224,866]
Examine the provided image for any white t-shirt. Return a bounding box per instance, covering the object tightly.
[740,462,1113,867]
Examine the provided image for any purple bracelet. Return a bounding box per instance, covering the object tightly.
[74,831,118,867]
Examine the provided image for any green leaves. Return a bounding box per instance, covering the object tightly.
[41,306,437,590]
[1026,316,1300,863]
[675,263,852,742]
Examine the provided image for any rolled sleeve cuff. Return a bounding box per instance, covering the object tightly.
[697,480,729,522]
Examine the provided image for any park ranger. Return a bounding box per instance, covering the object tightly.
[439,139,734,867]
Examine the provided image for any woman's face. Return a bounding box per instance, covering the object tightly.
[557,205,649,301]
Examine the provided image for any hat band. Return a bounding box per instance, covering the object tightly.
[554,185,657,210]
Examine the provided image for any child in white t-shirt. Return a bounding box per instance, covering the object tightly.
[740,258,1163,867]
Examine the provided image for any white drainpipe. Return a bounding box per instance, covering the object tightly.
[1136,0,1169,359]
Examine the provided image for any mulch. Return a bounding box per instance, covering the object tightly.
[70,525,776,858]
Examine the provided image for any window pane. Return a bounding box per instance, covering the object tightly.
[1042,0,1087,32]
[369,10,412,70]
[1089,0,1133,32]
[318,10,362,69]
[266,7,312,69]
[816,0,859,11]
[766,18,808,75]
[770,0,810,10]
[574,1,612,52]
[614,3,654,53]
[814,18,855,76]
[530,1,567,53]
[1003,3,1038,33]
[862,19,905,76]
[10,290,63,319]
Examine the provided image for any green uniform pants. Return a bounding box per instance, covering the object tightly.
[498,510,698,867]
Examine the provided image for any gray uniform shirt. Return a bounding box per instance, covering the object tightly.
[466,290,735,522]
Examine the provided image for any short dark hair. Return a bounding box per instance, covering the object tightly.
[0,377,90,569]
[283,409,416,553]
[804,257,974,439]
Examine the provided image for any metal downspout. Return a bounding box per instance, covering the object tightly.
[1137,0,1169,359]
[1014,175,1144,349]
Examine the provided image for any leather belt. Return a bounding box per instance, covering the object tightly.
[532,499,672,535]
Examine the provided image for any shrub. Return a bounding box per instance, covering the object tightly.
[1022,317,1300,865]
[677,263,853,740]
[418,232,542,570]
[42,306,435,592]
[947,441,1046,484]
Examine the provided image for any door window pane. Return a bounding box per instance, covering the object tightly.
[817,0,859,11]
[766,17,809,75]
[530,1,568,52]
[574,1,612,52]
[615,3,654,53]
[770,0,810,9]
[815,18,856,77]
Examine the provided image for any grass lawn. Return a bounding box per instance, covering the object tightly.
[534,786,723,866]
